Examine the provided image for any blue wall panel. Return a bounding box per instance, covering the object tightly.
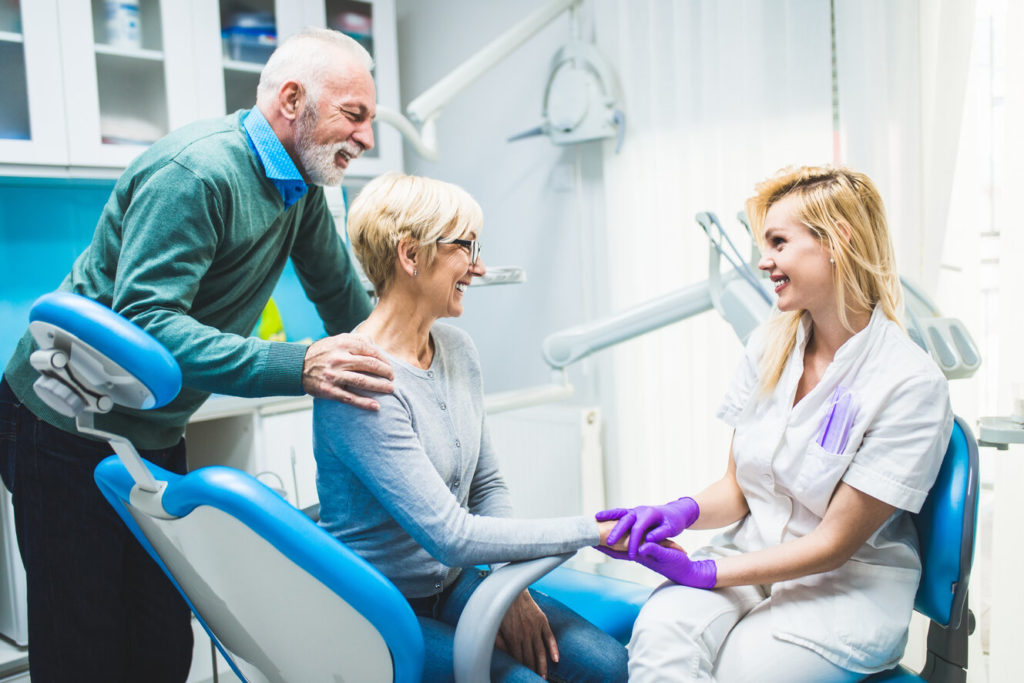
[0,177,114,364]
[0,177,336,369]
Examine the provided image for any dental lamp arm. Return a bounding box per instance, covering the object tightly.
[374,106,441,161]
[405,0,582,124]
[379,0,582,159]
[542,279,715,369]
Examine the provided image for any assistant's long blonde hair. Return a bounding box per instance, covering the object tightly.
[747,166,903,394]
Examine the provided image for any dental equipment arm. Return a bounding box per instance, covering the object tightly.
[453,553,573,683]
[543,212,772,371]
[543,279,714,369]
[380,0,582,161]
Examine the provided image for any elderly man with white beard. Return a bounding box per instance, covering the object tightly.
[0,27,393,682]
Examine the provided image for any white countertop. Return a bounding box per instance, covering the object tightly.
[189,394,313,423]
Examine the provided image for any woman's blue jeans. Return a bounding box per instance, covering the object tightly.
[408,566,628,683]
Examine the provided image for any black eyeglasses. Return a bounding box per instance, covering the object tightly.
[436,237,482,265]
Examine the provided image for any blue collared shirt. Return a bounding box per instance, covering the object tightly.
[243,108,308,209]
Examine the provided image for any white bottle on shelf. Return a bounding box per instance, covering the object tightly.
[104,0,141,49]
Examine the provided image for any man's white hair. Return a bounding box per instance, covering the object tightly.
[257,27,373,109]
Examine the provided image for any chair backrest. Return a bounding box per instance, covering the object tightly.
[28,291,424,683]
[94,458,424,683]
[912,416,979,629]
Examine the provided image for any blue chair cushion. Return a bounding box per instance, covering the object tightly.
[532,566,653,644]
[863,664,923,681]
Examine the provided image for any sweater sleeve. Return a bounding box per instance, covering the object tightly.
[110,161,308,397]
[288,188,373,336]
[315,395,599,568]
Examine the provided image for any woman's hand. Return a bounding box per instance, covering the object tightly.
[496,590,558,678]
[597,520,629,551]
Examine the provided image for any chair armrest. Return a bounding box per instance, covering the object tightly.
[453,553,573,683]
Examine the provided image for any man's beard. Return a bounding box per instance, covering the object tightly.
[295,104,363,187]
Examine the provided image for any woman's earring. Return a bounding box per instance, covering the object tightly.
[829,257,835,264]
[413,269,418,276]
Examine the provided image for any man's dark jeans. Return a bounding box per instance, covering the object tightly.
[0,376,193,682]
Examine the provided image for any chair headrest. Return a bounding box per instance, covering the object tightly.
[29,291,182,411]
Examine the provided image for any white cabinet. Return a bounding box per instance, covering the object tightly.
[0,0,402,177]
[58,0,204,168]
[0,1,68,166]
[185,396,319,512]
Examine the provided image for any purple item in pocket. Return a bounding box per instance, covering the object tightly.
[817,386,858,454]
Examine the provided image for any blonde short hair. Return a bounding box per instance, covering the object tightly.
[347,172,483,296]
[746,165,903,393]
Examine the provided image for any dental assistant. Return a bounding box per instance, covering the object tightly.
[0,28,394,682]
[597,166,953,681]
[313,172,628,682]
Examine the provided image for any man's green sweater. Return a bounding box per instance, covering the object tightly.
[4,112,372,449]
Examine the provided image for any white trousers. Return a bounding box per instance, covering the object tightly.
[628,582,863,682]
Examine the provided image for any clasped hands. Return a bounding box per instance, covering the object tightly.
[595,497,717,589]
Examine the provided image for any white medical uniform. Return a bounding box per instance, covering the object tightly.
[629,306,953,681]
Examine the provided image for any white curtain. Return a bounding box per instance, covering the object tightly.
[986,1,1024,678]
[997,0,1024,413]
[591,0,834,508]
[590,0,975,511]
[837,0,975,291]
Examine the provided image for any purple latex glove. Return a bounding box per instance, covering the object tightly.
[595,497,700,558]
[595,543,717,589]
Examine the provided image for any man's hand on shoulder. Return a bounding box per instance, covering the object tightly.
[302,333,394,410]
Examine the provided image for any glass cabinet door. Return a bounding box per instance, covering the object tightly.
[212,0,402,177]
[218,0,276,114]
[0,0,69,166]
[0,3,30,143]
[323,0,402,177]
[59,0,200,168]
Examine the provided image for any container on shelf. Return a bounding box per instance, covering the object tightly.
[103,0,141,49]
[329,6,372,56]
[222,11,275,63]
[0,0,21,34]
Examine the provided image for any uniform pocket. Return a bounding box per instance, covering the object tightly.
[793,442,855,517]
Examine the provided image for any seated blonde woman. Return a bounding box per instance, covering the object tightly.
[312,172,627,683]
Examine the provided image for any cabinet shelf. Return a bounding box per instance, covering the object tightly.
[223,58,264,74]
[0,31,23,44]
[93,43,165,62]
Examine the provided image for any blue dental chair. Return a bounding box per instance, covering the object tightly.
[26,291,633,683]
[863,414,979,683]
[27,292,428,683]
[26,291,980,682]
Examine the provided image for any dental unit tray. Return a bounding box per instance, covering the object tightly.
[359,266,525,295]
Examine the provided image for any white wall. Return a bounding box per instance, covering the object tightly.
[394,0,612,408]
